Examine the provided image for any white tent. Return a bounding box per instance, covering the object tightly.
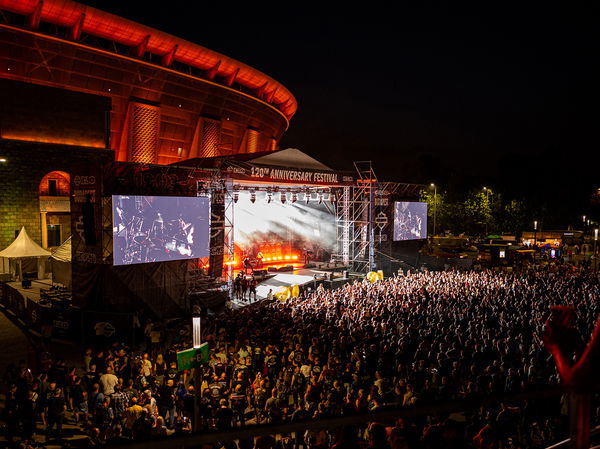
[50,236,72,288]
[0,227,51,280]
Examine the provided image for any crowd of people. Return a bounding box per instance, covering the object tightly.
[1,263,599,448]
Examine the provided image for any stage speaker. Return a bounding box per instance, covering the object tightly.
[82,197,97,245]
[21,279,31,288]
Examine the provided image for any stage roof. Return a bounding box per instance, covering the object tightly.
[174,148,334,171]
[249,148,332,171]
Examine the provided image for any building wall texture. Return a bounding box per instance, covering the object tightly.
[0,140,112,250]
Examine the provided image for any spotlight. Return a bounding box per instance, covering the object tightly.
[0,158,6,163]
[281,192,286,203]
[291,193,297,203]
[250,191,256,203]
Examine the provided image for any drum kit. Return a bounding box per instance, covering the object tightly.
[117,213,193,264]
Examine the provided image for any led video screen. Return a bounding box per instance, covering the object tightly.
[112,195,210,266]
[234,191,336,263]
[393,201,428,241]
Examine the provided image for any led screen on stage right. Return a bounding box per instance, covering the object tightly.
[393,201,428,241]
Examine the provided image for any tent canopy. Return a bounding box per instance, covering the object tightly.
[0,226,51,259]
[51,236,71,262]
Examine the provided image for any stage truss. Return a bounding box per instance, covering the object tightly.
[194,167,426,288]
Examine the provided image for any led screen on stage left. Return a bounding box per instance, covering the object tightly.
[112,195,210,266]
[393,201,428,241]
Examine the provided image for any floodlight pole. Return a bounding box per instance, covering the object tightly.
[192,316,201,432]
[430,184,437,237]
[594,228,598,272]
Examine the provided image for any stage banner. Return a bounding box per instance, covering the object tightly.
[222,161,355,186]
[25,299,47,334]
[103,162,203,196]
[71,163,103,308]
[81,310,134,347]
[208,182,225,279]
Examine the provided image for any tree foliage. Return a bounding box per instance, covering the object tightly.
[419,188,530,237]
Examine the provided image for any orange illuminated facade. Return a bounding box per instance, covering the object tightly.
[0,0,296,163]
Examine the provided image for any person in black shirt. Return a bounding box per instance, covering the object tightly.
[230,384,248,426]
[4,384,19,443]
[249,276,257,302]
[19,389,37,443]
[215,398,234,430]
[165,361,180,383]
[45,387,66,443]
[84,364,100,392]
[157,379,176,428]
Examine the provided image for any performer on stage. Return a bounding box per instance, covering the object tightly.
[256,251,264,268]
[243,256,253,275]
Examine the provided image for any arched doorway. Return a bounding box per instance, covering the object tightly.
[39,171,71,248]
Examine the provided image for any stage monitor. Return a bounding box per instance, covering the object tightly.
[112,195,210,266]
[393,201,428,241]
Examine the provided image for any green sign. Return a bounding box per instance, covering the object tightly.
[177,342,209,371]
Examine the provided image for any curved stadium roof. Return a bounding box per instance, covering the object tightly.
[0,0,297,119]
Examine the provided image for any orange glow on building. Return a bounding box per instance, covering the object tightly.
[1,134,105,148]
[0,0,296,118]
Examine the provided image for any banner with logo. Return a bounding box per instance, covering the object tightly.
[222,161,355,186]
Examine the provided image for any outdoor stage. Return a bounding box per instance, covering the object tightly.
[230,262,354,307]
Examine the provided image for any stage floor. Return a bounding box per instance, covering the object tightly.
[230,262,352,308]
[6,278,53,305]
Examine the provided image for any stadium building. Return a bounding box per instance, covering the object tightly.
[0,0,296,251]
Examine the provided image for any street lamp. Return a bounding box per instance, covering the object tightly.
[533,220,538,264]
[483,187,491,237]
[594,228,598,272]
[430,183,437,237]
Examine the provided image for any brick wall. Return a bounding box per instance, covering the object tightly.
[0,140,113,249]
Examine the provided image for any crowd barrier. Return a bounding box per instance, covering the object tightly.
[0,281,134,346]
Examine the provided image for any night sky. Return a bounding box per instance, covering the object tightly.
[80,2,600,227]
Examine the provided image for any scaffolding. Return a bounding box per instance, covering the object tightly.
[333,162,378,274]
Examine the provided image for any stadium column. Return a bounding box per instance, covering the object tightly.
[128,101,160,164]
[40,211,47,248]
